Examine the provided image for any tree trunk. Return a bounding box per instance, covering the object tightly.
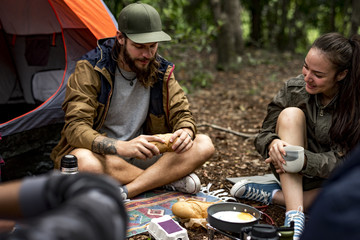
[276,0,290,51]
[265,0,278,47]
[210,0,243,71]
[329,0,336,32]
[287,0,300,51]
[351,0,360,36]
[249,0,263,47]
[226,0,244,54]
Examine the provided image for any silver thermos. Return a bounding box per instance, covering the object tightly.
[60,154,79,174]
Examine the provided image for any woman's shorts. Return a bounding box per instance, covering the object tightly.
[270,164,325,191]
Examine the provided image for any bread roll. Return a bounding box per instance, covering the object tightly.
[150,133,179,153]
[172,199,215,219]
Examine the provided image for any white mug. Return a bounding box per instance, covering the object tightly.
[282,146,305,173]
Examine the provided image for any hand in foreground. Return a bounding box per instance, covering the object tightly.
[170,129,193,153]
[120,135,165,160]
[265,139,290,173]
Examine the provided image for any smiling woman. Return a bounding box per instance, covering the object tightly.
[302,48,346,104]
[231,32,360,240]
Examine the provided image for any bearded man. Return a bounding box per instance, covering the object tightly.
[51,2,214,200]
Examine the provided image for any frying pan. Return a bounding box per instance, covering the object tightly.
[207,202,261,233]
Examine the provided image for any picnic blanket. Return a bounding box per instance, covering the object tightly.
[125,189,223,237]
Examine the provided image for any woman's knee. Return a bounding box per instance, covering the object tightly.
[277,107,306,128]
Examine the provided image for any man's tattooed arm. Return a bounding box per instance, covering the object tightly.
[92,136,117,155]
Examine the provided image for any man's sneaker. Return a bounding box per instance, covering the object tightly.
[165,173,201,194]
[230,179,281,205]
[284,208,305,240]
[119,186,128,201]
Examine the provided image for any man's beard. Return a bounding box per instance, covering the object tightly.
[122,45,159,88]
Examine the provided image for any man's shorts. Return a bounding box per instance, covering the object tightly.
[123,154,163,170]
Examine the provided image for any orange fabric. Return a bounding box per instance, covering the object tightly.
[49,0,87,30]
[63,0,116,40]
[52,32,56,46]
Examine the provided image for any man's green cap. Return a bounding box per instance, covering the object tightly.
[118,2,171,44]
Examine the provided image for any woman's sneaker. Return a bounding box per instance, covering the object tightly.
[165,173,201,194]
[230,179,281,205]
[284,209,305,240]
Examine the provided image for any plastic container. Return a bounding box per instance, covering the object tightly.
[278,229,294,240]
[147,215,189,240]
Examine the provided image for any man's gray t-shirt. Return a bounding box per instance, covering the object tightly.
[100,67,150,141]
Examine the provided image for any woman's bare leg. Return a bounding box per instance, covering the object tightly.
[273,107,318,212]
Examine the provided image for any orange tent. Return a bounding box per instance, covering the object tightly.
[0,0,117,130]
[63,0,117,39]
[0,0,118,179]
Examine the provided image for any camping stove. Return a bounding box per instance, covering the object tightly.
[207,223,294,240]
[207,223,243,240]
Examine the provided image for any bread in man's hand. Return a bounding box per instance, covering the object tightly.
[150,133,179,153]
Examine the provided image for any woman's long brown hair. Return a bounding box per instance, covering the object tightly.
[313,33,360,152]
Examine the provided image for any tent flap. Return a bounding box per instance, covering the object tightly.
[0,0,117,137]
[0,0,61,35]
[63,0,117,39]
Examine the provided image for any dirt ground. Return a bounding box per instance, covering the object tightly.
[129,50,304,240]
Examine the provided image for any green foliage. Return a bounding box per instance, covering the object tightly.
[104,0,217,92]
[241,8,251,41]
[151,0,217,92]
[103,0,356,90]
[242,0,353,54]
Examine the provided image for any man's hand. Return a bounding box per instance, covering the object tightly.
[122,135,164,159]
[92,135,165,160]
[170,128,194,153]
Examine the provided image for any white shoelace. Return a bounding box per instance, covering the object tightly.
[244,186,271,204]
[201,183,236,201]
[285,207,305,240]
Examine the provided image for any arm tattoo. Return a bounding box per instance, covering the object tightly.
[92,137,117,155]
